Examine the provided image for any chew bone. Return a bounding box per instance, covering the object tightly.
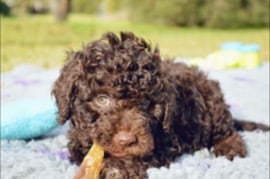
[74,142,104,179]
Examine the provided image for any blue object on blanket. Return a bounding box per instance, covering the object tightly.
[1,98,59,140]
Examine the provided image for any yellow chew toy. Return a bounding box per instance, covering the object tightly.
[74,142,104,179]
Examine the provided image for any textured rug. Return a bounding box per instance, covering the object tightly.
[1,63,269,179]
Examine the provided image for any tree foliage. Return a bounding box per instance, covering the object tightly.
[2,0,268,28]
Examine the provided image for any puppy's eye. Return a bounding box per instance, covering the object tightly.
[96,95,110,105]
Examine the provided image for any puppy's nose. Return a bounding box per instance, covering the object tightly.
[114,131,137,146]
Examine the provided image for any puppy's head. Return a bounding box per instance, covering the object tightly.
[52,32,174,158]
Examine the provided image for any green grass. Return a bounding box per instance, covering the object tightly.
[1,14,269,72]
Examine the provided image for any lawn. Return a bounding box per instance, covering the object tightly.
[1,14,269,72]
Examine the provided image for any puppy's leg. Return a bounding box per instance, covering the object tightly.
[100,160,128,179]
[68,139,91,165]
[67,128,93,165]
[100,158,147,179]
[213,132,247,160]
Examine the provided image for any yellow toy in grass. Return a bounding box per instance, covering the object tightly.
[74,142,104,179]
[184,42,261,70]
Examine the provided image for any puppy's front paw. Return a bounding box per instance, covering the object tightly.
[213,132,247,160]
[100,159,128,179]
[101,167,125,179]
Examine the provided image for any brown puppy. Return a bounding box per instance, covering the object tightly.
[52,32,269,179]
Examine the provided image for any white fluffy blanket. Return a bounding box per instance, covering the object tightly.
[1,63,269,179]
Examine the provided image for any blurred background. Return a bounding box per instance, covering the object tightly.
[1,0,269,72]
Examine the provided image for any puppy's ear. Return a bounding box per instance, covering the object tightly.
[52,52,84,125]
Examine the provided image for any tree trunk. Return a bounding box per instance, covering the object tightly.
[51,0,71,21]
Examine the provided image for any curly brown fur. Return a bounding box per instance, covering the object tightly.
[52,32,270,179]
